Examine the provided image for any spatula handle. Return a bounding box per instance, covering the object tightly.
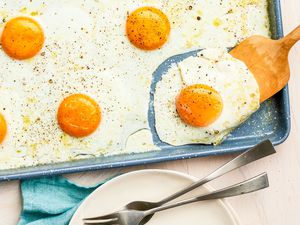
[281,25,300,50]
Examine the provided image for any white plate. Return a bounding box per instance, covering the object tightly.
[70,169,240,225]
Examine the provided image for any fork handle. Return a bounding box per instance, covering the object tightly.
[158,140,275,205]
[146,173,268,215]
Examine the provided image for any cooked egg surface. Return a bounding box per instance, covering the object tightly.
[123,129,160,154]
[0,0,269,169]
[176,84,223,127]
[1,16,44,60]
[154,48,260,145]
[126,7,170,50]
[57,94,102,138]
[0,113,7,144]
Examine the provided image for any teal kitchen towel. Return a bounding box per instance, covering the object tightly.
[18,175,111,225]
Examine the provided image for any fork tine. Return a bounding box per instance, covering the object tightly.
[83,217,118,225]
[84,222,117,225]
[83,213,117,220]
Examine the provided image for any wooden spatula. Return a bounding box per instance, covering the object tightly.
[230,26,300,103]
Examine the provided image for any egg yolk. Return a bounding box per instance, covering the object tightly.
[176,84,223,127]
[0,114,7,144]
[1,17,45,60]
[57,94,101,137]
[126,7,170,50]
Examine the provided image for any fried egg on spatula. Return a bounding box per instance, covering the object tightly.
[150,48,260,146]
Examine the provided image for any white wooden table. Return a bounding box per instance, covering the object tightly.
[1,1,300,224]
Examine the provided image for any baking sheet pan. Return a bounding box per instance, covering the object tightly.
[0,0,290,181]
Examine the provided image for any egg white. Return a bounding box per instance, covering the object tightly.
[0,0,269,169]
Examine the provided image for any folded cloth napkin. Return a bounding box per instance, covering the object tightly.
[18,175,112,225]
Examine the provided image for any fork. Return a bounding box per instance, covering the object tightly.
[83,140,275,223]
[84,173,269,225]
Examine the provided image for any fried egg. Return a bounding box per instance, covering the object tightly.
[154,48,260,145]
[0,0,270,169]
